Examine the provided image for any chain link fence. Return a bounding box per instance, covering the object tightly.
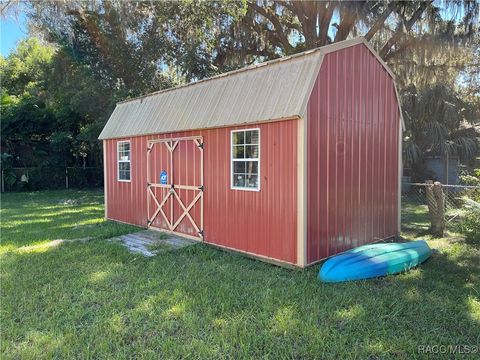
[1,167,103,192]
[2,168,479,237]
[401,182,480,234]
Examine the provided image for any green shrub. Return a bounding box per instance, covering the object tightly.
[455,198,480,244]
[459,168,480,201]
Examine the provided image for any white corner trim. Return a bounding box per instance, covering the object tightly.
[397,116,403,234]
[103,140,108,220]
[296,116,307,267]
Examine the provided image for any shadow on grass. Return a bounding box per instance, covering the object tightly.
[1,236,479,359]
[1,191,478,358]
[1,190,137,248]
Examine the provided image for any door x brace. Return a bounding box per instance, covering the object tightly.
[146,136,204,240]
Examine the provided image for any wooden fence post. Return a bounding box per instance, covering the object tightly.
[425,180,445,237]
[65,167,69,189]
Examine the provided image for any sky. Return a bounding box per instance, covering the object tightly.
[1,13,28,57]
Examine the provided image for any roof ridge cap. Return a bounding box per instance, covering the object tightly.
[117,37,365,106]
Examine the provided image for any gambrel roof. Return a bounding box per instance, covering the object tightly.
[99,37,403,140]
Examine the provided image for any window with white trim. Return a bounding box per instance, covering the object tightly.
[117,141,131,181]
[231,129,260,190]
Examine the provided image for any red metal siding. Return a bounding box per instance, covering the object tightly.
[306,44,400,264]
[105,120,298,264]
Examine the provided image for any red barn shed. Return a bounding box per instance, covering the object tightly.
[99,37,404,267]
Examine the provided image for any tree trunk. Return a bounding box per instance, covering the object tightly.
[425,180,445,237]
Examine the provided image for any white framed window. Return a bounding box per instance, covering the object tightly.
[231,128,260,191]
[117,141,131,182]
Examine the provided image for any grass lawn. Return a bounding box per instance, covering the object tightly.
[1,190,479,359]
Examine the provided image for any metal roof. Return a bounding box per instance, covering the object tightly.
[99,37,402,140]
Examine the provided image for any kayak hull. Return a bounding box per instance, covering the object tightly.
[319,240,432,283]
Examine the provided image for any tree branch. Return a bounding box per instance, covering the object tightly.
[290,1,316,48]
[334,2,366,42]
[248,1,294,54]
[0,0,14,16]
[318,2,335,46]
[379,1,432,58]
[365,2,398,40]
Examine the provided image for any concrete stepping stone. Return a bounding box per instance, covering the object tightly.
[109,230,196,257]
